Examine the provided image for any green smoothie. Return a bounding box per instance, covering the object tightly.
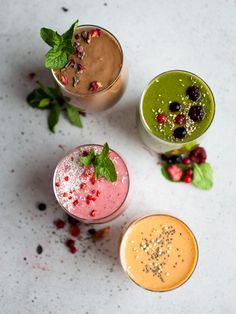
[141,70,215,143]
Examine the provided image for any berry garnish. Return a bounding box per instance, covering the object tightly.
[183,157,191,165]
[36,245,43,255]
[37,203,47,211]
[66,239,75,248]
[54,219,65,229]
[89,81,102,91]
[167,165,183,181]
[155,113,167,124]
[186,86,201,101]
[173,127,187,139]
[169,102,182,112]
[189,105,205,122]
[58,73,68,86]
[69,225,80,237]
[174,114,185,125]
[185,168,193,176]
[189,147,207,164]
[69,246,77,254]
[183,175,192,184]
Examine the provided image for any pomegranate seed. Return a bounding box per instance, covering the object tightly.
[69,246,77,254]
[183,175,192,184]
[96,190,101,197]
[63,192,68,197]
[155,113,167,124]
[183,157,191,165]
[69,225,80,237]
[68,196,72,200]
[64,176,69,181]
[80,183,86,190]
[90,210,97,217]
[90,174,96,185]
[174,114,186,125]
[55,182,60,187]
[54,219,65,229]
[73,199,79,207]
[91,189,96,194]
[185,169,193,176]
[87,195,96,201]
[66,239,75,248]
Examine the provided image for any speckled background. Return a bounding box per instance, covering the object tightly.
[0,0,236,313]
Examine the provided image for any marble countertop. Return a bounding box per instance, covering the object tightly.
[0,0,236,313]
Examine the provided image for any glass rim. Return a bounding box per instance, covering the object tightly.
[119,213,199,292]
[53,144,130,223]
[51,24,124,98]
[139,69,216,145]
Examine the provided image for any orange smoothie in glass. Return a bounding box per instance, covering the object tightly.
[120,214,198,291]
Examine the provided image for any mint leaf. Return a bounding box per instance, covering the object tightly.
[95,157,117,182]
[66,104,82,128]
[97,142,109,161]
[40,28,61,47]
[192,162,213,190]
[48,103,61,133]
[45,47,68,69]
[40,20,78,69]
[39,98,50,108]
[79,150,95,166]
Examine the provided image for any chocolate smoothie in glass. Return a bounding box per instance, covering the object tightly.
[52,25,127,112]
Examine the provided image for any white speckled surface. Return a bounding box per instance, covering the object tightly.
[0,0,236,313]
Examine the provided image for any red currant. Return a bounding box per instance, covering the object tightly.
[174,114,185,125]
[185,169,193,176]
[184,175,192,184]
[183,157,191,165]
[155,113,167,124]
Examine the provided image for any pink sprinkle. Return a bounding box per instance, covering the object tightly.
[73,199,79,206]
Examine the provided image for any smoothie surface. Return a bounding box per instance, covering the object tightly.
[54,145,129,221]
[141,70,215,143]
[54,26,123,94]
[120,214,198,291]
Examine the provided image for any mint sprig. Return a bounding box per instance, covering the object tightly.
[40,20,78,69]
[79,143,117,182]
[26,81,83,133]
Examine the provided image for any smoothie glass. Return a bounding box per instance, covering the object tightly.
[53,144,130,224]
[120,214,198,292]
[51,25,128,112]
[138,70,215,153]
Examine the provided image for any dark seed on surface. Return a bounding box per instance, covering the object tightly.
[36,245,43,255]
[173,127,187,139]
[169,102,182,112]
[61,7,68,12]
[186,86,201,101]
[189,105,205,122]
[38,203,46,211]
[88,228,96,235]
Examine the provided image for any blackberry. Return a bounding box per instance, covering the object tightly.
[169,102,182,112]
[173,127,187,139]
[189,106,205,122]
[186,86,201,101]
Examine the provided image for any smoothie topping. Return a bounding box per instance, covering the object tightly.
[173,126,187,139]
[155,113,167,124]
[174,114,185,125]
[89,81,103,91]
[189,105,205,122]
[186,85,201,101]
[169,101,182,112]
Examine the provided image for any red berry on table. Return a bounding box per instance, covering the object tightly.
[54,219,65,229]
[183,175,192,184]
[167,165,183,181]
[189,147,207,164]
[174,114,185,125]
[66,239,75,248]
[155,113,167,124]
[183,157,191,165]
[69,246,77,254]
[69,225,81,237]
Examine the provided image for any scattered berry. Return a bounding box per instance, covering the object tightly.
[174,114,185,125]
[69,246,77,254]
[88,228,96,235]
[37,203,46,211]
[173,127,187,139]
[189,147,207,164]
[183,175,192,184]
[186,86,201,101]
[171,155,183,164]
[169,102,182,112]
[189,105,205,122]
[155,113,167,124]
[183,157,191,165]
[185,169,193,176]
[36,245,43,255]
[54,219,65,229]
[167,165,183,181]
[66,239,75,248]
[67,215,79,225]
[90,210,97,217]
[69,225,81,237]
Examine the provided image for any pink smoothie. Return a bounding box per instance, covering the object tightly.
[53,145,129,223]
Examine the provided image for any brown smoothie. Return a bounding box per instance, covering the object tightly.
[52,25,127,112]
[120,214,198,291]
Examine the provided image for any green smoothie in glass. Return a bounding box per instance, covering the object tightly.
[139,70,215,153]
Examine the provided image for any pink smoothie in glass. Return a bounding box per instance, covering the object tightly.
[53,144,129,223]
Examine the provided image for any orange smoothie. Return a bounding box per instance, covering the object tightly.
[120,214,198,291]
